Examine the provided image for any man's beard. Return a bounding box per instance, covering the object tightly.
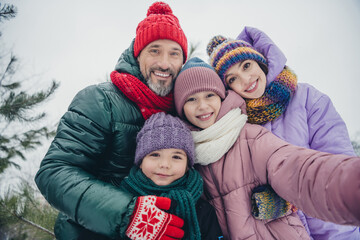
[145,67,176,96]
[147,78,174,97]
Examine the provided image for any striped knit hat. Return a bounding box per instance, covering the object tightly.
[207,35,268,86]
[134,2,188,63]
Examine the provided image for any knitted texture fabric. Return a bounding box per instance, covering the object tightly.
[174,57,226,119]
[126,195,184,239]
[134,1,188,62]
[207,35,268,86]
[110,70,174,120]
[251,185,297,220]
[134,112,195,166]
[206,35,297,125]
[121,166,203,240]
[191,108,247,165]
[246,66,297,124]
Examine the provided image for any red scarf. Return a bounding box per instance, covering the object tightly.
[110,71,174,120]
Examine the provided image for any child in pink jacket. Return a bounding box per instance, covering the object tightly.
[174,57,360,240]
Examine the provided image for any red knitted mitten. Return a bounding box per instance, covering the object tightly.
[126,195,184,240]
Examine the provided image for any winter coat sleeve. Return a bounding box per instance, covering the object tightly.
[305,84,355,156]
[237,27,358,238]
[251,128,360,226]
[298,210,360,240]
[236,26,287,84]
[302,84,359,239]
[34,85,135,239]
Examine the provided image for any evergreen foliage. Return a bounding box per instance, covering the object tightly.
[0,3,59,239]
[0,3,59,174]
[0,182,58,240]
[352,139,360,156]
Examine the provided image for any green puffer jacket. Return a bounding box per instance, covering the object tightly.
[35,40,146,239]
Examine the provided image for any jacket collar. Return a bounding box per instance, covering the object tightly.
[114,39,146,84]
[216,90,247,121]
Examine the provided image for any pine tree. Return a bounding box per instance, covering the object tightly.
[188,41,202,59]
[0,3,59,239]
[352,135,360,156]
[0,182,58,240]
[0,4,58,173]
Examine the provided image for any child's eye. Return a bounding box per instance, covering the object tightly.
[172,155,184,160]
[206,93,216,98]
[185,97,196,102]
[149,153,160,157]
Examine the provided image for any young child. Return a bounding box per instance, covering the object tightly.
[120,112,223,240]
[207,26,359,239]
[173,57,360,240]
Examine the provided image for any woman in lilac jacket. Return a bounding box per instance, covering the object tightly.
[173,57,360,239]
[206,26,359,239]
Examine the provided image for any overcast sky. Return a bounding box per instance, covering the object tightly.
[1,0,360,187]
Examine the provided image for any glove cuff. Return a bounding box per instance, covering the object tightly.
[126,196,170,239]
[119,196,137,239]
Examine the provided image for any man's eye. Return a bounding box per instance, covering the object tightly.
[170,52,180,56]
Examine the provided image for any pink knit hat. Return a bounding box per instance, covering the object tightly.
[134,2,188,62]
[174,57,226,119]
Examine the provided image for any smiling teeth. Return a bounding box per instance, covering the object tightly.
[155,72,170,77]
[199,113,211,119]
[247,82,256,91]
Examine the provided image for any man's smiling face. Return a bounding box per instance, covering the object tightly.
[137,39,184,96]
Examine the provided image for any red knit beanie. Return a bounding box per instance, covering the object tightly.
[134,2,188,62]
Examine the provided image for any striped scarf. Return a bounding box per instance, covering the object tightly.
[247,67,298,219]
[121,166,203,240]
[246,66,297,124]
[110,70,174,120]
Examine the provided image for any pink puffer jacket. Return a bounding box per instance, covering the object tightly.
[195,91,360,239]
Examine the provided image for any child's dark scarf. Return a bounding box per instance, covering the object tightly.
[121,166,203,240]
[110,70,174,120]
[246,66,297,125]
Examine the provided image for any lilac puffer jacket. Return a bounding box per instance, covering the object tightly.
[237,26,358,240]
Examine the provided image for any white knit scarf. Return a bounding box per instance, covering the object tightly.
[191,108,247,165]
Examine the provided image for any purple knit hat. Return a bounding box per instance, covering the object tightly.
[135,112,195,166]
[174,57,226,119]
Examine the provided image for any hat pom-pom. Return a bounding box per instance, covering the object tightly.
[206,35,227,56]
[147,2,173,16]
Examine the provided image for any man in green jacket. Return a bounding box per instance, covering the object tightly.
[35,2,188,239]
